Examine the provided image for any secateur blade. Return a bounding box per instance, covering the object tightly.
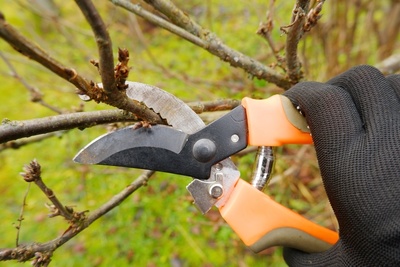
[74,103,247,180]
[74,81,245,212]
[74,124,213,179]
[74,125,185,168]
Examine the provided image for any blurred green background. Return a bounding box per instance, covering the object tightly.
[0,0,398,266]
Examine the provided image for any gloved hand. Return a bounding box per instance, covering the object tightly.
[282,65,400,266]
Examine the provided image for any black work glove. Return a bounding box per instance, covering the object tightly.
[283,65,400,266]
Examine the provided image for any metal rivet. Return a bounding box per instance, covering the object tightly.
[231,134,239,143]
[209,184,223,199]
[215,163,223,171]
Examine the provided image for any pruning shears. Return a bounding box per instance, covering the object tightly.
[74,82,338,253]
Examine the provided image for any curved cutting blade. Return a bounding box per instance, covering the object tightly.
[74,125,187,164]
[126,82,204,134]
[73,124,230,179]
[74,82,241,212]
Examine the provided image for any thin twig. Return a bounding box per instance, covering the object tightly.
[86,170,154,222]
[257,0,286,69]
[0,132,66,152]
[111,0,292,89]
[128,14,245,92]
[0,170,154,263]
[257,13,278,54]
[303,0,325,33]
[0,16,162,123]
[0,110,137,143]
[15,183,31,247]
[144,0,205,37]
[282,0,310,84]
[143,0,292,88]
[0,52,63,114]
[113,1,208,48]
[74,0,116,93]
[0,99,240,144]
[188,99,240,114]
[0,15,92,93]
[21,160,74,220]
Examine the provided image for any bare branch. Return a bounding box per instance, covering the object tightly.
[144,0,205,37]
[0,98,240,144]
[111,1,210,49]
[282,0,310,84]
[20,160,74,220]
[0,132,65,152]
[86,170,154,222]
[15,183,31,246]
[74,0,116,92]
[188,99,240,114]
[0,52,42,101]
[111,0,292,89]
[303,0,325,32]
[0,15,163,123]
[0,15,92,93]
[257,0,286,70]
[0,169,154,263]
[0,52,64,114]
[257,16,278,54]
[0,110,137,143]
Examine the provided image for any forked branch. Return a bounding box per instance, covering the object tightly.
[0,165,154,265]
[111,0,293,89]
[0,13,162,123]
[75,0,116,93]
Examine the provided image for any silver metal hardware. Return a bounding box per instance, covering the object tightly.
[251,146,275,191]
[209,184,223,199]
[231,134,239,143]
[186,159,240,214]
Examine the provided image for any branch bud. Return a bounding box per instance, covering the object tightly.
[20,159,41,182]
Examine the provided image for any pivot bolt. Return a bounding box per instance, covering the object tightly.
[193,139,217,163]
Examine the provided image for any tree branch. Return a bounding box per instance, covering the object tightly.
[0,15,91,93]
[15,183,31,247]
[0,15,163,123]
[0,51,63,114]
[86,170,155,222]
[144,0,205,37]
[111,0,293,89]
[257,0,286,70]
[0,110,137,143]
[74,0,116,93]
[0,169,154,264]
[282,0,310,84]
[188,99,240,113]
[21,160,75,221]
[0,99,240,144]
[0,132,65,152]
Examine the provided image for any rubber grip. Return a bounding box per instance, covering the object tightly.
[219,179,339,253]
[241,95,312,146]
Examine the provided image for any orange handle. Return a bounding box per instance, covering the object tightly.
[224,95,338,253]
[241,95,312,146]
[219,179,338,253]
